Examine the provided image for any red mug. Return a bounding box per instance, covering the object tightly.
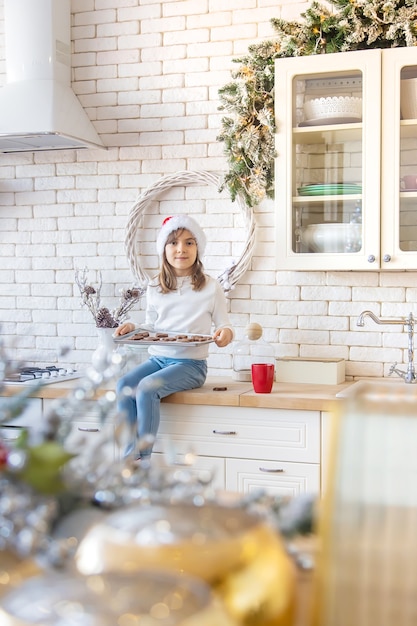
[251,363,275,393]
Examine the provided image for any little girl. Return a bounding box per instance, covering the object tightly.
[115,214,234,461]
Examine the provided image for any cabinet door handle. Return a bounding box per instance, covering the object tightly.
[259,467,284,473]
[383,254,391,263]
[212,430,237,435]
[77,427,100,432]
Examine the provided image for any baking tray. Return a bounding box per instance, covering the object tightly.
[113,328,214,347]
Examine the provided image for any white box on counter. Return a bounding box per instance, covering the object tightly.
[276,357,345,385]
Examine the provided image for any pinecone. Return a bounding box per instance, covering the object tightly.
[96,307,118,328]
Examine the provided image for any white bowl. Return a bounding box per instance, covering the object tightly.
[301,223,362,253]
[304,96,362,121]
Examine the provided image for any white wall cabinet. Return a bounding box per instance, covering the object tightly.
[155,403,322,496]
[275,47,417,270]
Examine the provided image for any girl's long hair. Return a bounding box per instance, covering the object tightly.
[158,228,206,293]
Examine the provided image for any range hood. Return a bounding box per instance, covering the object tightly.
[0,0,104,153]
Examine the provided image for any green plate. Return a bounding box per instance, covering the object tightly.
[298,183,362,196]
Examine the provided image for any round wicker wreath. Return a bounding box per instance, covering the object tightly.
[125,170,256,294]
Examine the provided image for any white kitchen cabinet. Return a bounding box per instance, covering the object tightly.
[275,47,417,270]
[43,399,117,462]
[156,403,322,496]
[320,411,334,497]
[0,397,43,443]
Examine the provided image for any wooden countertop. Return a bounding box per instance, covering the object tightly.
[1,376,354,411]
[163,378,353,411]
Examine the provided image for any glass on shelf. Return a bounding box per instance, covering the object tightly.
[232,323,275,382]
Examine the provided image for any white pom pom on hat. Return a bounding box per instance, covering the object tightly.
[156,214,207,258]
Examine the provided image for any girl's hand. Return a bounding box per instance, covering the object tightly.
[114,322,135,337]
[213,327,233,347]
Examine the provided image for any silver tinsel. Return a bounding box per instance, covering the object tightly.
[0,331,315,570]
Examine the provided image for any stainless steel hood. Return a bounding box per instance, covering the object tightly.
[0,0,104,153]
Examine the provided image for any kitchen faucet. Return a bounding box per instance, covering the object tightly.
[356,310,416,383]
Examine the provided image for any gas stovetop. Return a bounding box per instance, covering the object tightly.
[3,366,83,385]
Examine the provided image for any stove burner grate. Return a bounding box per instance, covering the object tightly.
[4,365,82,385]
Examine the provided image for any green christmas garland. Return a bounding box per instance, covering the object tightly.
[217,0,417,207]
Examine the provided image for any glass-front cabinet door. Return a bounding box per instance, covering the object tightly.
[382,48,417,269]
[275,48,417,271]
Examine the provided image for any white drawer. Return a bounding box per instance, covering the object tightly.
[225,458,320,497]
[156,404,320,463]
[0,425,26,444]
[152,452,225,491]
[43,399,117,423]
[65,420,116,461]
[1,397,43,444]
[1,397,42,427]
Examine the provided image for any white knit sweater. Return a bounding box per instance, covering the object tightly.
[140,275,233,360]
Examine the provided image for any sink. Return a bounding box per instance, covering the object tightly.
[336,378,409,398]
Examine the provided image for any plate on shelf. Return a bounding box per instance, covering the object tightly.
[402,188,417,192]
[298,183,362,196]
[298,117,362,127]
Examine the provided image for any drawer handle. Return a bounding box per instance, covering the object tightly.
[77,427,100,433]
[212,430,237,435]
[259,467,284,473]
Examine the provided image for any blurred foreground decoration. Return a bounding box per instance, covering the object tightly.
[0,333,315,626]
[313,381,417,626]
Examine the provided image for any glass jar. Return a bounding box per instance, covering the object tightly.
[232,323,275,382]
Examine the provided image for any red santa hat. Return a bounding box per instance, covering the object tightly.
[156,214,207,258]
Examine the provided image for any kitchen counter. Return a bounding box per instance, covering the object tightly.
[1,376,354,411]
[164,378,353,411]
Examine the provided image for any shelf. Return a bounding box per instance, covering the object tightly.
[293,194,362,203]
[292,122,362,144]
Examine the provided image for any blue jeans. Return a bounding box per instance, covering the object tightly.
[116,356,207,458]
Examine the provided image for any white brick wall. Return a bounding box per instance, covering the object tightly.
[0,0,414,381]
